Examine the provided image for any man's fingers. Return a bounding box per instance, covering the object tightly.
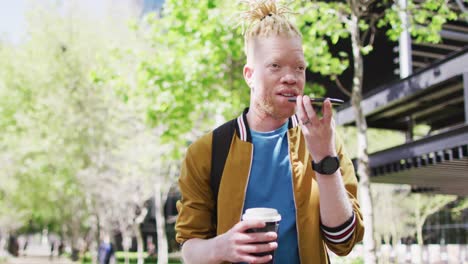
[296,95,307,125]
[243,231,277,244]
[322,98,333,122]
[240,241,278,253]
[241,254,273,264]
[302,96,319,125]
[234,220,266,233]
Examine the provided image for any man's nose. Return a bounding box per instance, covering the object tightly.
[281,72,297,84]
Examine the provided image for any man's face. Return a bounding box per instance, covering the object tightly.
[244,36,306,120]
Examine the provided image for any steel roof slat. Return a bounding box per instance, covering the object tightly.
[336,48,468,126]
[369,126,468,168]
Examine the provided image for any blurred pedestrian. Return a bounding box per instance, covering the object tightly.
[98,235,115,264]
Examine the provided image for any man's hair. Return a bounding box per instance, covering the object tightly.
[238,0,302,57]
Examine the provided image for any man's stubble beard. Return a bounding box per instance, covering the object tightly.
[255,93,295,121]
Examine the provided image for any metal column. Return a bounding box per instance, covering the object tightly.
[399,0,413,78]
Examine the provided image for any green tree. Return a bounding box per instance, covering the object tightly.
[404,193,457,262]
[0,2,160,262]
[371,184,413,263]
[451,198,468,220]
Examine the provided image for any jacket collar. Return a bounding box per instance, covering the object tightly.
[235,107,300,142]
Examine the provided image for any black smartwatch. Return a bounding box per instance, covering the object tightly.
[312,156,340,175]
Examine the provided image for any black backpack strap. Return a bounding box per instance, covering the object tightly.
[210,118,237,228]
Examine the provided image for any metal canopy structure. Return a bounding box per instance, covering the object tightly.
[336,48,468,130]
[336,47,468,195]
[370,125,468,196]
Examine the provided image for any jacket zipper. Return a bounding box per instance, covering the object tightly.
[287,131,302,264]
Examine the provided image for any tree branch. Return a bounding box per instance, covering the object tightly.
[361,11,385,47]
[305,2,351,24]
[455,0,468,23]
[333,75,352,98]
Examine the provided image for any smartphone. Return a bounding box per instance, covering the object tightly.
[287,97,344,106]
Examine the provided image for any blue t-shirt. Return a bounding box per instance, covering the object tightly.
[242,122,299,264]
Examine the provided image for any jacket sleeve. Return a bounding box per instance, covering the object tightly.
[175,133,216,245]
[320,135,365,256]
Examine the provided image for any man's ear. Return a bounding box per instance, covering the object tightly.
[243,64,254,89]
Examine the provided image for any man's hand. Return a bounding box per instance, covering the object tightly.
[296,95,336,162]
[213,220,278,263]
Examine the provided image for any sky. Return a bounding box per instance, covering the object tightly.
[0,0,164,44]
[0,0,27,43]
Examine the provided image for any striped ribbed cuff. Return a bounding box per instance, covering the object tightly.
[321,212,356,244]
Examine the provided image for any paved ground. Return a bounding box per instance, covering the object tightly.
[5,256,73,264]
[2,241,73,264]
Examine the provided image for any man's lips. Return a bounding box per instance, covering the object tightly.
[278,93,297,97]
[277,91,299,104]
[276,89,299,98]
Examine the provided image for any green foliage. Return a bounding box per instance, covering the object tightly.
[404,193,457,244]
[93,0,461,159]
[0,30,88,232]
[0,2,140,236]
[371,184,414,248]
[337,126,405,158]
[294,1,350,77]
[451,198,468,220]
[102,0,249,154]
[379,0,458,43]
[94,0,334,156]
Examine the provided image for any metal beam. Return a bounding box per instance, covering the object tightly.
[443,23,468,33]
[440,29,468,42]
[413,42,463,51]
[464,72,468,124]
[368,125,468,168]
[366,81,463,121]
[336,48,468,126]
[412,50,445,60]
[412,61,429,68]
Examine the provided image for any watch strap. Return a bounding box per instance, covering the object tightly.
[312,156,340,175]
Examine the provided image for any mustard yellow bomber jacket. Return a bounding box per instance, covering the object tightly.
[176,110,364,263]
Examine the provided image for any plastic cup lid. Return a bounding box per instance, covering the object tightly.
[242,207,281,222]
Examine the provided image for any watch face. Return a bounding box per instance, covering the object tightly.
[322,157,339,174]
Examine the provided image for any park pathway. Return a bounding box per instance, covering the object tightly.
[6,256,73,264]
[4,240,73,264]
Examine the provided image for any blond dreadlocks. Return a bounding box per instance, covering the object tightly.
[237,0,302,59]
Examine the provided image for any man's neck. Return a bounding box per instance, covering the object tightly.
[246,107,288,132]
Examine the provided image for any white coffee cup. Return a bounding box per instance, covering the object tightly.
[242,208,281,263]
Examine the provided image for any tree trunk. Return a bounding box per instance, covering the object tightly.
[70,222,81,262]
[391,227,400,263]
[416,222,424,246]
[133,223,145,264]
[413,197,424,264]
[155,181,169,264]
[349,14,377,264]
[121,230,131,264]
[0,230,6,255]
[94,213,101,264]
[383,234,390,263]
[416,221,424,263]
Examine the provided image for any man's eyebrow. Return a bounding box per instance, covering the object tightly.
[295,59,307,65]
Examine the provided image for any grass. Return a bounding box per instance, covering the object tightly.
[81,251,182,264]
